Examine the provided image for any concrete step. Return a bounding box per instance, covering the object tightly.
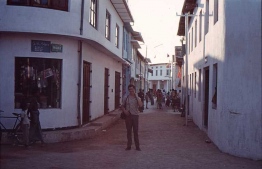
[1,109,122,144]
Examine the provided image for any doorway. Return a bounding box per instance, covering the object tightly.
[104,68,109,114]
[203,67,209,128]
[114,71,121,109]
[82,61,91,124]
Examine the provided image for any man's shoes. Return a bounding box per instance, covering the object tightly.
[125,147,131,150]
[136,147,141,151]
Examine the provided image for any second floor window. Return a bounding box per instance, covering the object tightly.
[214,0,218,24]
[7,0,69,11]
[105,10,111,40]
[166,69,170,76]
[90,0,98,28]
[115,24,119,48]
[160,70,162,76]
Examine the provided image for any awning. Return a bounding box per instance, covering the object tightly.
[131,40,141,49]
[132,31,144,43]
[111,0,134,23]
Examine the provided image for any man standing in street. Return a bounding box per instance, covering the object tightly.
[121,84,143,151]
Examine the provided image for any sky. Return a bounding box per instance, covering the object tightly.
[128,0,184,64]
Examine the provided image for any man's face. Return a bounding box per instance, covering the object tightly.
[128,87,135,94]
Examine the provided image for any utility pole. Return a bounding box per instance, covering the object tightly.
[144,46,147,97]
[176,12,194,126]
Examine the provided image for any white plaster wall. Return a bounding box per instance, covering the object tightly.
[0,0,124,61]
[0,33,79,129]
[219,0,262,160]
[184,0,261,160]
[81,43,122,120]
[0,0,128,129]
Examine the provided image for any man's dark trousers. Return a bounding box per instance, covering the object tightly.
[125,115,139,149]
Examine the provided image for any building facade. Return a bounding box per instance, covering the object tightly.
[148,62,173,94]
[0,0,135,129]
[177,0,261,160]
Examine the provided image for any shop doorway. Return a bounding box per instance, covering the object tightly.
[104,68,109,115]
[114,71,121,109]
[82,61,91,124]
[203,67,209,128]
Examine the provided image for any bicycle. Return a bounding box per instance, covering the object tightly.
[0,110,23,145]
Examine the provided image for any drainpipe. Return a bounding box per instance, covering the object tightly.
[77,0,84,127]
[80,0,85,35]
[77,40,83,127]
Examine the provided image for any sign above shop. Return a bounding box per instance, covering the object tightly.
[51,44,63,53]
[31,40,51,53]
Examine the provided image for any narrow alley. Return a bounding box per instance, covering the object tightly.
[1,104,261,169]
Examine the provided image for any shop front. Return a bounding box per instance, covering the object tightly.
[14,57,62,109]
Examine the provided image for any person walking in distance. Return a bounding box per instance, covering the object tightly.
[156,89,163,109]
[28,97,44,146]
[138,89,144,112]
[20,100,30,149]
[145,91,149,109]
[121,84,143,151]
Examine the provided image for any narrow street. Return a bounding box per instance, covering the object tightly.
[1,104,261,169]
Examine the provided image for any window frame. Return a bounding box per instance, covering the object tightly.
[199,10,202,42]
[7,0,69,11]
[105,10,111,41]
[195,20,197,47]
[214,0,218,24]
[89,0,98,28]
[115,24,119,48]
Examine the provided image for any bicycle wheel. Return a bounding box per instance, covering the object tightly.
[14,124,23,145]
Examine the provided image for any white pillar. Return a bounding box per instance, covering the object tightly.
[157,80,160,89]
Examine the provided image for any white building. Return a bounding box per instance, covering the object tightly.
[148,62,173,94]
[177,0,261,160]
[0,0,135,129]
[122,23,144,97]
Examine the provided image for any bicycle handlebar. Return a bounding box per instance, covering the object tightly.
[12,113,21,117]
[0,113,21,118]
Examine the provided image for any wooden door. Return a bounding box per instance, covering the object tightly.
[204,67,209,128]
[104,68,109,114]
[114,71,121,109]
[82,61,91,124]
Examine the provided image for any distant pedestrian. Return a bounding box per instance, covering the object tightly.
[156,89,163,109]
[121,84,143,151]
[145,91,149,109]
[138,89,144,112]
[20,100,30,148]
[28,97,44,146]
[165,92,171,107]
[162,89,166,103]
[149,90,154,105]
